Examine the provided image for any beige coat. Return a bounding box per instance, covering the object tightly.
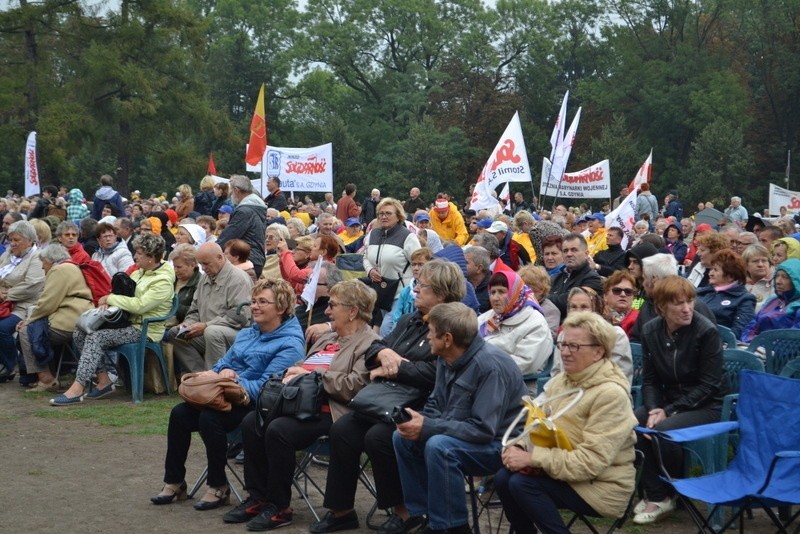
[307,324,378,421]
[27,262,93,331]
[530,358,637,518]
[0,247,44,320]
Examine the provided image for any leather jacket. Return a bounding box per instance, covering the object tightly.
[641,311,726,415]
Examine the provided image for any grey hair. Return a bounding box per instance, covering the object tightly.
[317,212,335,223]
[731,196,741,203]
[634,220,649,231]
[132,232,166,261]
[8,220,38,243]
[642,253,678,280]
[266,223,291,241]
[464,246,490,272]
[169,243,197,265]
[39,243,70,264]
[321,261,344,286]
[55,220,79,238]
[286,218,307,236]
[229,175,253,194]
[471,233,501,259]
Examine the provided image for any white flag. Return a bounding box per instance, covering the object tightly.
[549,107,581,188]
[499,182,510,204]
[605,188,638,249]
[301,257,324,311]
[24,131,40,198]
[549,91,569,161]
[628,149,653,191]
[469,112,532,210]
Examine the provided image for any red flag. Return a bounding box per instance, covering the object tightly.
[245,84,267,167]
[207,152,217,175]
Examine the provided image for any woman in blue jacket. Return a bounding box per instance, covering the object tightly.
[696,249,756,338]
[741,258,800,343]
[150,278,305,510]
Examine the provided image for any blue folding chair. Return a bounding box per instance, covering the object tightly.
[638,370,800,533]
[746,329,800,375]
[113,295,179,403]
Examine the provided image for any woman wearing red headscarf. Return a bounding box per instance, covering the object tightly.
[477,271,553,375]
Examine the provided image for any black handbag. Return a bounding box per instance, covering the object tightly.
[358,276,401,312]
[348,379,428,424]
[256,370,326,433]
[103,272,137,329]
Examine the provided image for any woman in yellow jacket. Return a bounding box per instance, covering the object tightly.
[496,311,637,533]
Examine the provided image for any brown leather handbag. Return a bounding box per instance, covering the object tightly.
[178,372,250,412]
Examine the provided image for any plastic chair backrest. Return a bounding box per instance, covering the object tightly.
[746,329,800,374]
[779,358,800,379]
[716,325,737,349]
[630,342,644,387]
[723,349,765,393]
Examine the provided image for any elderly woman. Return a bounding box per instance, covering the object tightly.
[265,223,291,255]
[696,250,756,338]
[743,244,775,312]
[363,198,421,333]
[93,221,135,276]
[478,271,553,375]
[603,270,639,336]
[687,232,729,288]
[227,281,378,530]
[49,233,176,405]
[301,260,464,534]
[0,221,45,382]
[16,244,93,391]
[518,265,559,340]
[174,223,207,251]
[552,287,633,380]
[223,239,257,283]
[151,279,304,509]
[277,234,339,297]
[56,220,90,264]
[168,244,201,326]
[286,217,307,239]
[741,258,800,343]
[770,236,800,265]
[634,275,725,524]
[496,312,637,533]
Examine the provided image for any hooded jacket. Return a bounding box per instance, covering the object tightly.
[216,193,267,273]
[92,239,135,277]
[92,185,125,221]
[741,258,800,343]
[662,223,688,264]
[66,188,89,222]
[529,358,637,518]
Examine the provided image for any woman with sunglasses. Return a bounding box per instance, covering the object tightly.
[603,271,639,337]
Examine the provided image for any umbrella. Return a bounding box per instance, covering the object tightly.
[694,208,725,227]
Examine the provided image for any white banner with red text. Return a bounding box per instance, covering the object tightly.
[244,143,333,196]
[539,159,610,199]
[24,131,40,198]
[604,188,638,249]
[769,183,800,215]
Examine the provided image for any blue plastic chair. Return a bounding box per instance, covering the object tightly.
[629,342,643,409]
[746,328,800,375]
[780,358,800,378]
[113,295,178,403]
[638,370,800,533]
[716,325,738,349]
[522,348,554,395]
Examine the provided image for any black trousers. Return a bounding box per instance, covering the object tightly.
[323,412,402,510]
[495,469,598,534]
[241,410,333,508]
[634,405,720,501]
[163,402,250,487]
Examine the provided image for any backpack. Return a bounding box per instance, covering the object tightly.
[66,260,112,306]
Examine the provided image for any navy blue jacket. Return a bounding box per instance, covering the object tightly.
[697,283,756,338]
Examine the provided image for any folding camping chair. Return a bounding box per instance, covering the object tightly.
[637,370,800,533]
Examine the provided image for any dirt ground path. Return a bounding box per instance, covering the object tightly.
[1,383,777,534]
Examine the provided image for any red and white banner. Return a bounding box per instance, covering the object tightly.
[24,131,40,198]
[605,188,638,249]
[245,143,333,196]
[628,149,653,191]
[470,112,532,210]
[540,159,610,199]
[769,183,800,215]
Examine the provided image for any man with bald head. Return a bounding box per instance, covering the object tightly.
[168,242,254,371]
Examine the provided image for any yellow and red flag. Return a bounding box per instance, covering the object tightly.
[245,84,267,167]
[207,151,217,175]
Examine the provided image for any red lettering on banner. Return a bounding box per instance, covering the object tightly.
[27,149,38,185]
[490,140,521,171]
[789,197,800,209]
[563,168,604,184]
[286,156,327,175]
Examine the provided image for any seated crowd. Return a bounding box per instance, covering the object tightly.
[0,177,792,532]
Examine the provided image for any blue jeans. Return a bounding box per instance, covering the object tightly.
[393,432,503,530]
[0,314,21,372]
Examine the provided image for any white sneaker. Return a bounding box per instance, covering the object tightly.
[633,499,647,515]
[633,497,676,524]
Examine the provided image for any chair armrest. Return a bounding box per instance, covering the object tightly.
[776,450,800,459]
[758,450,800,494]
[635,421,739,443]
[721,393,738,422]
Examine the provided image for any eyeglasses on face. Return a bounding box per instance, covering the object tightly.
[556,341,600,352]
[377,211,395,218]
[610,287,635,296]
[251,298,275,307]
[327,301,351,309]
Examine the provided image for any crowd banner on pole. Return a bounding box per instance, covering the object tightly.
[470,111,532,210]
[541,91,569,200]
[540,160,610,199]
[627,149,653,191]
[548,107,581,197]
[605,188,638,249]
[24,131,40,198]
[239,143,333,194]
[769,183,800,215]
[245,84,267,168]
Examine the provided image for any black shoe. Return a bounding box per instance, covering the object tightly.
[193,485,230,511]
[0,365,15,383]
[224,497,268,524]
[246,504,293,531]
[378,514,425,534]
[150,481,188,505]
[309,510,359,533]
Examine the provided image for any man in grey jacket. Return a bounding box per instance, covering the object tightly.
[393,302,526,534]
[168,242,253,371]
[216,175,267,277]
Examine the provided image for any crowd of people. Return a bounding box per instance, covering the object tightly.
[0,172,793,533]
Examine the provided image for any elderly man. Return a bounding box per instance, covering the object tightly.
[403,187,427,219]
[724,196,748,225]
[549,233,603,320]
[362,188,381,224]
[264,177,288,213]
[393,302,526,534]
[732,231,757,255]
[486,220,530,271]
[464,246,493,313]
[114,217,136,255]
[216,175,267,277]
[681,218,695,245]
[471,233,513,275]
[168,242,253,371]
[429,198,469,246]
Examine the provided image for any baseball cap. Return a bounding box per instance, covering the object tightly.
[487,221,509,234]
[585,212,606,224]
[476,219,493,229]
[415,213,430,222]
[345,217,361,227]
[219,205,233,214]
[434,199,449,211]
